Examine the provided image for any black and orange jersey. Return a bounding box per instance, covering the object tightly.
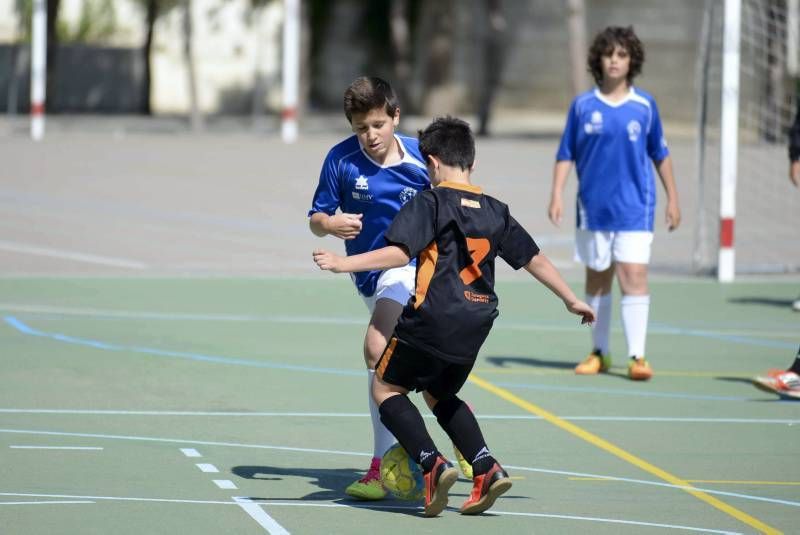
[384,181,539,364]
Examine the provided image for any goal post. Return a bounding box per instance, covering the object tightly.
[694,0,800,278]
[30,0,47,141]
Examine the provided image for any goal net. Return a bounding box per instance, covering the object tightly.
[694,0,799,275]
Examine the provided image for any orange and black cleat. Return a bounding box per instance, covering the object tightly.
[460,462,512,515]
[423,456,458,517]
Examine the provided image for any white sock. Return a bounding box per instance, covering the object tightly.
[620,294,650,358]
[587,293,612,355]
[368,369,397,458]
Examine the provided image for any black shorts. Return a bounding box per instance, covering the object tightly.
[375,336,473,400]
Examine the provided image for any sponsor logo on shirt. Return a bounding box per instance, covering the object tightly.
[352,175,373,202]
[464,290,490,303]
[627,120,641,142]
[584,110,603,134]
[399,186,417,205]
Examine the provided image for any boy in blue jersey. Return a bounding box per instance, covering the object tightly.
[314,116,595,516]
[548,26,681,381]
[308,77,470,500]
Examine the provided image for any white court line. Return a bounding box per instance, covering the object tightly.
[0,241,148,269]
[0,500,94,506]
[1,409,797,425]
[196,463,219,473]
[0,493,738,534]
[0,492,235,505]
[180,448,201,458]
[10,446,103,450]
[1,427,796,509]
[234,497,290,535]
[213,480,237,490]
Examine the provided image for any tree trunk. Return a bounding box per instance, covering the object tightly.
[142,0,157,114]
[389,0,412,110]
[45,0,60,112]
[477,0,506,136]
[566,0,589,95]
[183,0,203,130]
[418,0,455,115]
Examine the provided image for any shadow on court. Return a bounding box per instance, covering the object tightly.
[715,376,796,401]
[485,355,634,381]
[232,465,530,517]
[727,296,795,308]
[232,465,361,501]
[485,355,574,369]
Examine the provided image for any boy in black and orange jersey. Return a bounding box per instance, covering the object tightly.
[313,116,594,517]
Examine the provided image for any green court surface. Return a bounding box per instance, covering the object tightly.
[1,276,798,534]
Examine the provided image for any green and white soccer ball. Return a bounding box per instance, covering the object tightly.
[380,443,424,500]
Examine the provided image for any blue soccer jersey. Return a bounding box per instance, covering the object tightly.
[556,87,670,231]
[308,133,430,297]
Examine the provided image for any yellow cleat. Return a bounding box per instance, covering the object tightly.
[453,446,473,479]
[345,458,387,500]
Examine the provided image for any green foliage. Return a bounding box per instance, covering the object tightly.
[58,0,117,43]
[13,0,33,41]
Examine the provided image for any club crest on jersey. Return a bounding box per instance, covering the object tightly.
[584,111,603,134]
[627,120,641,142]
[354,175,369,190]
[399,187,417,205]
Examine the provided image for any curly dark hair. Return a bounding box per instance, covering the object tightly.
[587,26,645,86]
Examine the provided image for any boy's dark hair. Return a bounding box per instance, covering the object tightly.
[343,76,399,123]
[418,116,475,171]
[587,26,645,85]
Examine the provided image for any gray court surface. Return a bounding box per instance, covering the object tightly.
[0,113,703,278]
[1,115,798,535]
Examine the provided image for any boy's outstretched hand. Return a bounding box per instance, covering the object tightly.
[566,300,596,325]
[313,249,344,272]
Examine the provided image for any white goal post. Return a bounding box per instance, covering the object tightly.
[695,0,800,279]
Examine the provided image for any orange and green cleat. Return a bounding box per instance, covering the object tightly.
[628,357,653,381]
[575,349,611,375]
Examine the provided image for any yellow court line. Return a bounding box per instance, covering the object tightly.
[470,367,752,378]
[570,477,800,486]
[468,373,782,535]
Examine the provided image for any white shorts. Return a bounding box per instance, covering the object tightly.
[360,264,416,313]
[574,229,653,271]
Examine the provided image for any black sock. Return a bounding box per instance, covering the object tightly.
[378,395,440,473]
[432,396,495,475]
[789,346,800,374]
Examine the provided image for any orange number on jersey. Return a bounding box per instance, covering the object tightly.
[459,238,490,285]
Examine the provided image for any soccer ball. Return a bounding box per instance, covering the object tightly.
[380,443,424,500]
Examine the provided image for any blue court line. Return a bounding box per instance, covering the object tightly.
[647,322,797,350]
[0,315,786,402]
[3,316,360,377]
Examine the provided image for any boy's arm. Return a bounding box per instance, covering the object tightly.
[548,161,573,226]
[655,155,681,231]
[523,253,595,324]
[313,245,411,273]
[309,212,364,240]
